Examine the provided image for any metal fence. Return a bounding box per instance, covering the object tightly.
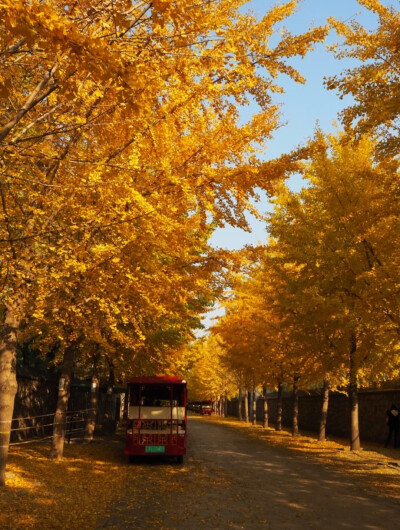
[10,408,95,446]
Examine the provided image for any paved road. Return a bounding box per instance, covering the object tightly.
[98,417,399,529]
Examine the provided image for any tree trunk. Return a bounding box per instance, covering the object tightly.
[238,388,242,421]
[252,389,257,425]
[220,397,225,417]
[0,305,20,487]
[262,385,269,429]
[292,374,299,437]
[103,361,116,434]
[276,381,283,431]
[223,394,228,417]
[318,375,330,442]
[244,390,249,423]
[349,335,360,451]
[84,369,99,443]
[49,343,76,459]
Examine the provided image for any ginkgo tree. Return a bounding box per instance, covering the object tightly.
[211,271,281,424]
[0,0,329,484]
[208,130,399,448]
[213,257,320,433]
[20,209,222,458]
[327,0,400,155]
[213,289,265,423]
[251,252,326,434]
[267,131,400,449]
[183,334,237,410]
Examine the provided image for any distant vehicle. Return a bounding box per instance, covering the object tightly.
[200,403,213,416]
[125,376,187,463]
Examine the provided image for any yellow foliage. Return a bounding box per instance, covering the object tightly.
[327,0,400,154]
[0,1,331,378]
[208,130,399,395]
[0,0,330,481]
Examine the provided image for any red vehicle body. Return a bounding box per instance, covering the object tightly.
[125,376,187,463]
[200,403,213,415]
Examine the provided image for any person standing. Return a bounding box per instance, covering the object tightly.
[385,404,399,448]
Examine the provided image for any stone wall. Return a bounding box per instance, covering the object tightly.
[227,389,400,444]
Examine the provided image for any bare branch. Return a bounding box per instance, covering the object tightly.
[0,37,27,56]
[11,104,62,143]
[0,64,58,143]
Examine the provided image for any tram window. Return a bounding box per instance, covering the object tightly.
[172,386,184,407]
[129,384,185,406]
[129,385,140,406]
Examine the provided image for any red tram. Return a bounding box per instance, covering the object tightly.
[200,402,213,415]
[125,376,187,463]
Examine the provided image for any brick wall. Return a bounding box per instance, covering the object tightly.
[227,389,400,444]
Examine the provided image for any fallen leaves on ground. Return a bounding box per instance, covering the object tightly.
[203,415,400,501]
[97,454,233,529]
[1,418,399,528]
[1,434,230,529]
[0,438,141,529]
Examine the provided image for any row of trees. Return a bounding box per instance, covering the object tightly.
[203,131,398,449]
[186,0,400,450]
[1,0,399,487]
[0,0,328,485]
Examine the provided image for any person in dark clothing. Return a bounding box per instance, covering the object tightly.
[384,404,399,448]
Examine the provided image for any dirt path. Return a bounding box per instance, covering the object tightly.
[97,417,399,529]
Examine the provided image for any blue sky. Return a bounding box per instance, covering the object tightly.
[210,0,392,250]
[201,0,394,331]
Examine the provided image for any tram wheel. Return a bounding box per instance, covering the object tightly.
[176,455,184,464]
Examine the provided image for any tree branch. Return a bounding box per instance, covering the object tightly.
[0,64,58,143]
